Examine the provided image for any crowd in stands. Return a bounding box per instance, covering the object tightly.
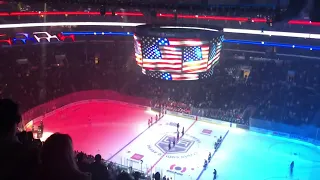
[2,41,320,126]
[1,40,320,179]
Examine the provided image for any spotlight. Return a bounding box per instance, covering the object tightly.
[100,5,106,16]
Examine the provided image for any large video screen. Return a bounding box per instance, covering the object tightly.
[134,35,223,80]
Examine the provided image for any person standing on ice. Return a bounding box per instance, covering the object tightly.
[213,169,217,179]
[177,131,180,140]
[177,123,179,131]
[290,161,294,175]
[173,137,176,147]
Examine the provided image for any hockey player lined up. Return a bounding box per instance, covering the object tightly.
[203,159,208,169]
[177,131,180,140]
[155,114,158,122]
[148,118,152,127]
[208,152,212,162]
[168,139,171,150]
[176,123,180,131]
[182,127,185,136]
[173,137,176,147]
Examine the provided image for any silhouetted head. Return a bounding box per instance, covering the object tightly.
[154,172,161,180]
[95,154,102,162]
[41,133,78,172]
[116,172,133,180]
[0,99,21,138]
[76,152,85,162]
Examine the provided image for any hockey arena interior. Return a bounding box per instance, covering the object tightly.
[2,1,320,180]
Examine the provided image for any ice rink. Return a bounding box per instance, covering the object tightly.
[38,101,320,180]
[200,128,320,180]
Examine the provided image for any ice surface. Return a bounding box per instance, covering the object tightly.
[200,128,320,180]
[110,115,229,180]
[43,102,320,180]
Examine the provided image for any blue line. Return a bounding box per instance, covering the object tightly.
[107,116,162,161]
[196,130,230,180]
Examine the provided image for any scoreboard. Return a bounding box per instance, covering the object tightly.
[134,25,224,80]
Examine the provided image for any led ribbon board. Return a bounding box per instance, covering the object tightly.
[223,39,320,51]
[0,11,319,26]
[61,32,133,36]
[2,30,319,51]
[62,31,320,51]
[0,22,320,40]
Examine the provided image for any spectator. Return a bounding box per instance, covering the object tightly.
[154,172,161,180]
[77,152,90,173]
[17,130,28,144]
[116,172,134,180]
[39,133,91,180]
[89,154,110,180]
[0,99,38,180]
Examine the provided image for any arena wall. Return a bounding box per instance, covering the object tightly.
[249,118,320,146]
[166,109,320,147]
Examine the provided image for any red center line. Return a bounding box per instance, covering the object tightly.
[146,117,198,174]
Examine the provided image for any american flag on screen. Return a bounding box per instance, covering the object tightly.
[147,71,199,81]
[140,36,210,73]
[207,41,222,70]
[182,46,209,73]
[133,35,142,66]
[141,37,182,73]
[135,35,223,81]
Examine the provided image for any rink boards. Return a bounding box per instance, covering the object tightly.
[167,110,320,147]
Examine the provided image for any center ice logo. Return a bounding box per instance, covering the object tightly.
[147,134,201,159]
[155,135,195,154]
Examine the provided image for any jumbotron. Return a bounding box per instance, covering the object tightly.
[134,24,224,81]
